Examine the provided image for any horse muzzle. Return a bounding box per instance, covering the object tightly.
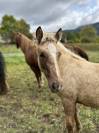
[49,82,63,93]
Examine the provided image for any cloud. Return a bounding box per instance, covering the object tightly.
[0,0,98,31]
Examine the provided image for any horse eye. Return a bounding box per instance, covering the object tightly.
[40,53,45,58]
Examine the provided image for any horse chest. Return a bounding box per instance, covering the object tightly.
[25,54,37,65]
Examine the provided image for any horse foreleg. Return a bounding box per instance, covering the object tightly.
[62,99,77,133]
[34,72,42,88]
[31,66,42,88]
[74,105,82,133]
[35,71,44,88]
[40,74,44,87]
[34,68,43,89]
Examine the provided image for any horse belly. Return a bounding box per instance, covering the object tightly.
[78,86,99,108]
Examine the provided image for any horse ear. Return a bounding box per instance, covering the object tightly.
[55,28,62,42]
[36,26,43,44]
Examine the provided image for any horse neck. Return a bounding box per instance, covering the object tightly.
[58,53,69,75]
[56,42,81,76]
[20,37,31,54]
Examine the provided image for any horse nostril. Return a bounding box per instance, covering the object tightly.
[52,82,58,89]
[52,82,59,91]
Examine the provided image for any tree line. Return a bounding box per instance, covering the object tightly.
[0,15,98,44]
[62,26,98,43]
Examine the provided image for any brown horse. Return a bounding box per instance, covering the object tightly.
[35,27,99,133]
[0,52,9,94]
[14,32,42,88]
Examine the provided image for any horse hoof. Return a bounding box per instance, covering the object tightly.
[0,90,7,95]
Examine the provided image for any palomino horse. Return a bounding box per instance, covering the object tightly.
[0,52,9,94]
[14,31,88,89]
[14,32,42,88]
[35,27,99,133]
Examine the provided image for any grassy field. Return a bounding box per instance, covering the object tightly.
[0,43,99,133]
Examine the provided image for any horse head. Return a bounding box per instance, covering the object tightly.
[36,26,63,93]
[13,32,22,48]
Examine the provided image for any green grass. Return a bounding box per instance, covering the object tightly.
[0,44,21,53]
[0,44,99,133]
[72,43,99,51]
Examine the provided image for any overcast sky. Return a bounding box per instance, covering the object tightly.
[0,0,99,32]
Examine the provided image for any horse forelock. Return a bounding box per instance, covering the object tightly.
[48,43,57,57]
[47,42,61,79]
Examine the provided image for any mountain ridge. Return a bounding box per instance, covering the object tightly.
[63,22,99,34]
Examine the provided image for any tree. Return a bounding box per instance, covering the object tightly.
[61,32,67,43]
[0,15,32,43]
[15,19,32,38]
[96,35,99,43]
[80,26,97,43]
[0,15,16,43]
[62,32,80,43]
